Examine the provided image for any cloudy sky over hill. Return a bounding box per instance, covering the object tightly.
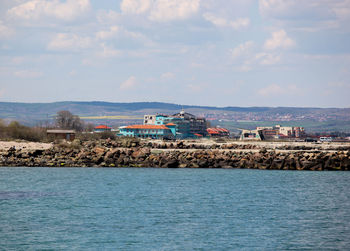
[0,0,349,107]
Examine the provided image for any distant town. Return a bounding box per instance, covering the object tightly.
[204,111,348,122]
[1,102,349,143]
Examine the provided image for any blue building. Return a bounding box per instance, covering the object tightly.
[119,124,175,139]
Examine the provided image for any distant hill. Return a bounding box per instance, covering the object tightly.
[0,102,349,132]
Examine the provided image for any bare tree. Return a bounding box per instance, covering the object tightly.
[55,110,83,131]
[84,122,95,132]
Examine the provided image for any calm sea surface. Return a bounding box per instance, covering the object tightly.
[1,167,350,250]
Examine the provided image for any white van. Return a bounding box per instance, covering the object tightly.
[319,137,332,142]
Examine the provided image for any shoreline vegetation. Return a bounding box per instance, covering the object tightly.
[1,138,349,171]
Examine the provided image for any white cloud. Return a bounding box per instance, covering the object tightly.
[14,70,43,78]
[121,0,151,15]
[258,83,284,96]
[69,70,76,76]
[259,0,295,18]
[203,13,226,27]
[230,18,250,29]
[95,25,154,47]
[150,0,200,21]
[120,0,200,21]
[255,52,280,65]
[258,83,302,97]
[259,0,350,31]
[96,10,121,24]
[259,0,350,20]
[328,81,350,88]
[203,13,250,29]
[47,33,93,51]
[264,29,295,50]
[230,41,282,71]
[97,43,121,58]
[187,83,203,92]
[231,41,254,59]
[120,76,137,90]
[96,26,120,40]
[333,0,350,20]
[190,62,204,68]
[238,63,252,72]
[161,72,175,80]
[7,0,91,22]
[0,21,15,39]
[11,57,25,65]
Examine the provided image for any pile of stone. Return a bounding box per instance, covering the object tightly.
[1,140,349,170]
[142,141,259,150]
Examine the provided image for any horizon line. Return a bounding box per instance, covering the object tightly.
[0,100,349,109]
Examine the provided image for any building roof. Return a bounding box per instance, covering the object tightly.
[207,128,229,134]
[172,110,196,119]
[156,114,169,117]
[124,124,170,130]
[207,129,219,134]
[95,125,112,129]
[47,129,76,134]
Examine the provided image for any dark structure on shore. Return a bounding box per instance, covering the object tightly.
[46,130,76,141]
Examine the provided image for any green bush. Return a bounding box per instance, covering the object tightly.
[77,131,116,141]
[99,131,116,140]
[0,121,46,142]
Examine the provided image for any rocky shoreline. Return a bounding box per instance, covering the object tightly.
[1,139,350,170]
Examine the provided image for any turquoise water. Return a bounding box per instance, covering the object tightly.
[1,168,350,250]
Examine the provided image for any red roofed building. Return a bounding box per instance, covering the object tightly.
[125,125,169,130]
[94,125,112,132]
[207,127,230,137]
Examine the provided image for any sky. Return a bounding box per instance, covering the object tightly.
[0,0,350,108]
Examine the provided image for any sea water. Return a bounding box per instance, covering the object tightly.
[1,167,350,250]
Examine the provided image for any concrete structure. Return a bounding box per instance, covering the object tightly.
[257,125,305,139]
[240,129,263,141]
[240,124,305,140]
[294,127,305,138]
[47,129,76,141]
[173,110,207,137]
[119,125,174,139]
[144,115,156,125]
[94,125,112,133]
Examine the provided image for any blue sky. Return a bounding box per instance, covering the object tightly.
[0,0,349,107]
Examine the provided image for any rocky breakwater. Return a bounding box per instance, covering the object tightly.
[0,139,349,170]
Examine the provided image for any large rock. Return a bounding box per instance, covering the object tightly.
[162,159,178,168]
[131,148,150,159]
